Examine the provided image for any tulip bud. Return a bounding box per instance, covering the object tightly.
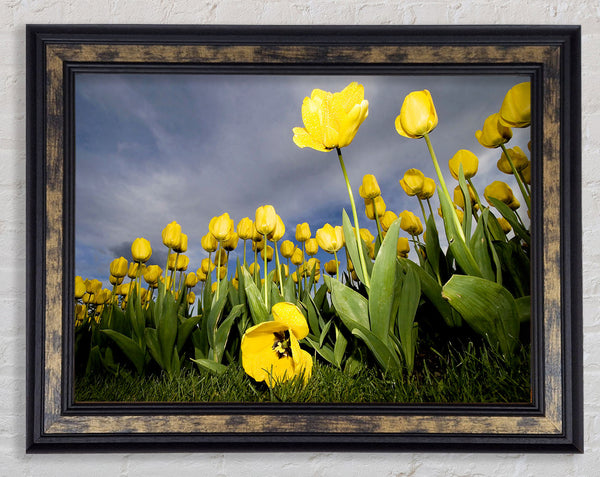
[231,277,239,290]
[255,205,277,236]
[237,217,254,240]
[267,215,286,242]
[176,254,189,271]
[484,181,516,207]
[499,82,531,128]
[358,174,381,199]
[399,210,423,236]
[85,278,102,296]
[305,238,319,256]
[316,224,344,253]
[131,237,152,263]
[173,233,188,254]
[109,256,128,278]
[291,247,304,266]
[187,291,196,305]
[74,276,86,299]
[397,237,410,258]
[497,217,512,234]
[380,211,399,232]
[201,233,218,253]
[475,113,512,148]
[248,262,260,275]
[359,228,375,244]
[196,268,207,282]
[497,146,529,174]
[260,245,274,262]
[324,259,339,276]
[209,213,234,242]
[395,89,438,139]
[295,223,311,243]
[211,282,218,293]
[417,177,435,200]
[364,195,386,220]
[449,149,479,180]
[200,257,215,275]
[162,221,182,249]
[399,169,425,197]
[280,240,295,258]
[143,265,162,286]
[223,232,239,252]
[109,275,123,286]
[453,185,478,210]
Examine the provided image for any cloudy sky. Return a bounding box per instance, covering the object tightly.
[74,73,531,285]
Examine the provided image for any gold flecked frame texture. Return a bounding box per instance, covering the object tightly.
[26,25,582,452]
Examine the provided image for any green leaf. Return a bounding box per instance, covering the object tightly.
[177,314,203,353]
[101,329,145,374]
[368,218,401,343]
[469,217,495,282]
[488,197,530,246]
[304,337,337,366]
[324,276,369,330]
[351,325,401,372]
[458,165,473,243]
[424,214,442,284]
[515,296,531,323]
[206,290,228,350]
[213,304,244,363]
[191,356,229,375]
[442,274,520,356]
[144,327,162,368]
[333,325,348,369]
[479,208,504,284]
[396,265,421,373]
[241,267,269,324]
[157,291,178,374]
[400,258,460,327]
[342,209,369,288]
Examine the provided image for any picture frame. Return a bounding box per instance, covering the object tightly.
[26,24,582,452]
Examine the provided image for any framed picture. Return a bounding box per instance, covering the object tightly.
[26,25,582,452]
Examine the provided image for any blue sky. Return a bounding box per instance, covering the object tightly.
[75,73,531,285]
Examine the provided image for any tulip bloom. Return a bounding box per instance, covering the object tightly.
[241,302,312,386]
[173,233,188,254]
[295,222,311,243]
[364,196,386,220]
[358,174,381,199]
[448,149,479,180]
[280,240,295,258]
[131,237,152,263]
[475,113,513,148]
[418,177,436,201]
[380,211,398,232]
[484,181,518,208]
[497,146,529,174]
[324,259,339,276]
[359,228,375,244]
[201,233,218,253]
[109,256,128,278]
[316,224,344,253]
[209,213,234,242]
[292,82,369,151]
[143,265,162,286]
[397,237,410,258]
[399,169,425,197]
[237,217,254,241]
[499,82,531,128]
[162,221,182,249]
[399,210,423,236]
[291,247,304,266]
[74,276,86,299]
[223,232,239,252]
[267,215,286,242]
[305,238,319,256]
[255,205,277,236]
[395,90,438,139]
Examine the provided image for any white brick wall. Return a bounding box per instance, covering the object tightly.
[1,1,596,475]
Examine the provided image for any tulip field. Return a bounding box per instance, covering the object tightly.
[74,81,532,403]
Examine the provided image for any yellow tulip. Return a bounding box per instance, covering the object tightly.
[438,203,464,224]
[260,245,274,262]
[397,237,410,258]
[417,177,436,200]
[315,224,344,253]
[74,276,86,299]
[292,82,369,151]
[359,228,375,244]
[453,185,478,210]
[109,256,128,278]
[291,247,304,266]
[399,168,425,197]
[497,146,529,174]
[305,258,321,277]
[399,210,423,236]
[521,161,531,184]
[248,262,260,275]
[358,174,381,199]
[214,249,228,266]
[176,255,189,271]
[241,302,312,386]
[267,215,286,242]
[497,217,512,234]
[237,217,254,241]
[324,259,339,276]
[273,264,289,283]
[127,262,140,279]
[131,237,152,263]
[484,181,517,207]
[364,196,386,220]
[475,113,512,148]
[252,236,265,252]
[380,211,398,232]
[216,266,227,280]
[196,268,207,282]
[394,89,438,139]
[255,205,277,236]
[280,240,295,258]
[499,82,531,128]
[223,232,239,252]
[209,213,234,242]
[200,257,215,275]
[109,275,123,286]
[161,221,182,249]
[295,223,311,243]
[448,149,479,180]
[201,233,218,253]
[187,291,196,305]
[173,233,188,254]
[143,265,162,286]
[305,238,319,256]
[211,282,218,293]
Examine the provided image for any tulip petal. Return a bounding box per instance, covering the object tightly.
[292,127,331,152]
[271,302,309,340]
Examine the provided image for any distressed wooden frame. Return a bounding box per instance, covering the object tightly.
[26,25,582,452]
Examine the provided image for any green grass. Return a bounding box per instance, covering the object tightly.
[75,341,531,404]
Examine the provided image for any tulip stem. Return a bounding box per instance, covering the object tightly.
[500,144,531,211]
[373,201,383,239]
[274,241,284,295]
[426,198,434,220]
[333,250,340,281]
[216,246,222,299]
[263,234,269,309]
[243,240,247,267]
[423,133,465,242]
[417,197,428,225]
[336,148,370,288]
